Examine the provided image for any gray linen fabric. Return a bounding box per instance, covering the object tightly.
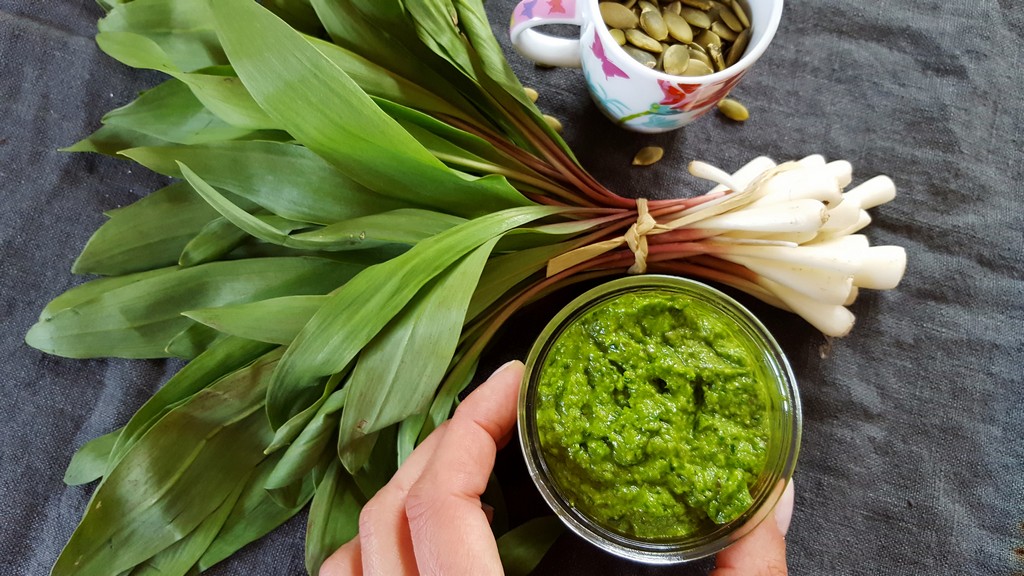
[1,0,1021,574]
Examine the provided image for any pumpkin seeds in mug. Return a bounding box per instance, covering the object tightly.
[662,44,691,75]
[640,9,669,40]
[622,45,658,68]
[598,0,753,77]
[625,28,664,52]
[717,98,749,121]
[600,2,639,29]
[632,146,665,166]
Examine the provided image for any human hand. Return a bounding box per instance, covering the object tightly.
[321,360,525,576]
[320,359,795,576]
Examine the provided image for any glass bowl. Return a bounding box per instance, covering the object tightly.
[518,275,801,563]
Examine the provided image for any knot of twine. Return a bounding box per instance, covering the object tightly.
[625,198,657,274]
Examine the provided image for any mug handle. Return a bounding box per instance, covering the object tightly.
[509,0,584,68]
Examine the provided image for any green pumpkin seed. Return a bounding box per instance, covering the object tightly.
[664,1,683,15]
[695,28,721,49]
[640,9,669,41]
[599,2,639,29]
[622,45,658,68]
[632,146,664,166]
[663,11,693,43]
[608,28,627,45]
[662,44,691,75]
[638,1,659,13]
[682,58,714,76]
[625,28,664,52]
[622,0,638,8]
[679,7,711,29]
[717,98,749,121]
[681,0,712,9]
[542,114,563,133]
[719,7,743,32]
[707,42,726,70]
[711,20,737,42]
[688,45,713,67]
[726,27,750,66]
[524,87,539,103]
[730,0,751,28]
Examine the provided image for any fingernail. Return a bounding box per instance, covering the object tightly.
[491,359,523,377]
[774,480,795,536]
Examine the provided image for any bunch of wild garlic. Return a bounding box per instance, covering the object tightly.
[27,0,904,574]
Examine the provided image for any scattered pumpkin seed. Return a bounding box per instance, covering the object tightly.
[524,87,539,103]
[622,45,658,68]
[662,44,691,75]
[600,2,639,29]
[609,28,626,45]
[625,28,664,52]
[640,9,669,41]
[543,114,563,133]
[632,146,665,166]
[717,98,749,121]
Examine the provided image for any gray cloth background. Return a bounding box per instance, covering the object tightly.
[1,0,1021,574]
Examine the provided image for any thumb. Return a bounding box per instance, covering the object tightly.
[710,480,795,576]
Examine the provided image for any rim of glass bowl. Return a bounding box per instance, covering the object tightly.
[517,275,802,564]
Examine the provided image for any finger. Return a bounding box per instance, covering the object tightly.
[404,360,524,576]
[356,423,449,576]
[710,480,794,576]
[320,538,362,576]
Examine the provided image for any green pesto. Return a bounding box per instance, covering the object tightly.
[535,290,771,540]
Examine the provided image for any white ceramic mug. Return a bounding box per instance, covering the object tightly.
[510,0,783,133]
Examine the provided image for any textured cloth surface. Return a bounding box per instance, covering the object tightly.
[1,1,1021,575]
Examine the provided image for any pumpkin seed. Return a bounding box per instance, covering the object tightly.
[682,58,714,76]
[730,0,751,28]
[640,9,669,41]
[638,1,659,13]
[622,0,638,8]
[542,114,563,133]
[632,146,664,166]
[622,45,658,68]
[609,28,627,45]
[707,42,726,70]
[599,2,639,29]
[664,1,683,15]
[719,7,743,32]
[681,0,712,9]
[711,20,737,42]
[695,29,721,49]
[663,11,693,43]
[717,98,749,121]
[625,28,664,52]
[679,7,711,29]
[725,27,750,66]
[524,87,539,103]
[662,44,691,75]
[688,45,713,68]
